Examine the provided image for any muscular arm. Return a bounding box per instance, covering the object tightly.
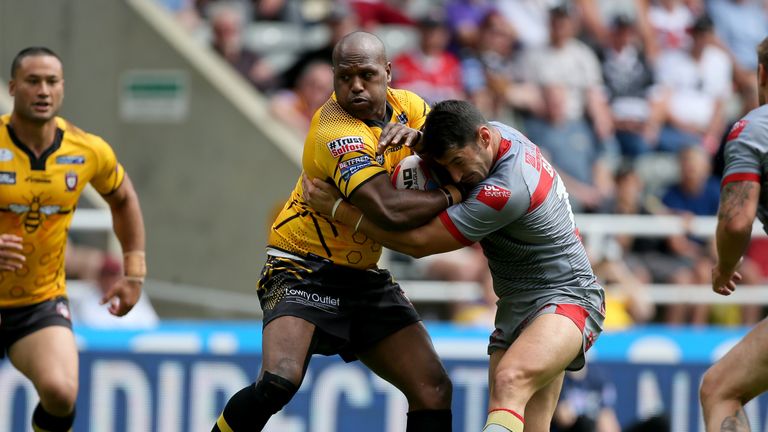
[348,173,453,230]
[102,174,146,254]
[355,212,465,258]
[715,180,759,275]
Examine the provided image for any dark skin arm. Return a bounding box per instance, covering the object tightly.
[304,175,465,257]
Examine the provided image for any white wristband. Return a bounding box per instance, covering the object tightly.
[331,197,344,220]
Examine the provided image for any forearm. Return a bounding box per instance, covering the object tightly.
[715,223,751,274]
[355,185,461,230]
[110,191,145,254]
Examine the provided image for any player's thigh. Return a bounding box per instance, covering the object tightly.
[260,315,317,384]
[523,372,565,432]
[706,318,768,401]
[496,313,582,390]
[356,321,449,399]
[8,325,78,391]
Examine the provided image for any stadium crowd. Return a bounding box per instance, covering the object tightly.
[156,0,768,328]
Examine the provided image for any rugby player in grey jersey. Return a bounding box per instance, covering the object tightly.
[303,99,605,432]
[700,36,768,432]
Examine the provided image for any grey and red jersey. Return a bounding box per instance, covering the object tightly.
[439,122,600,303]
[722,104,768,232]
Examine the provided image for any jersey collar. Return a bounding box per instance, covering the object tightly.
[362,101,394,130]
[6,124,64,171]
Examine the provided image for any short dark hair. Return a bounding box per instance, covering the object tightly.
[759,37,768,71]
[11,46,61,78]
[421,100,487,160]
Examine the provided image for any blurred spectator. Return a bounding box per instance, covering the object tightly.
[443,0,496,52]
[280,3,359,89]
[391,10,464,105]
[460,11,543,126]
[552,365,621,432]
[349,0,415,29]
[636,0,695,60]
[69,255,159,329]
[210,2,277,92]
[708,0,768,112]
[658,146,720,324]
[496,0,554,49]
[654,15,732,155]
[522,4,617,212]
[269,61,333,135]
[599,15,664,159]
[65,241,107,282]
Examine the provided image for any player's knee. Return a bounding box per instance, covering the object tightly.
[492,366,536,400]
[699,367,724,408]
[409,370,453,409]
[38,377,78,415]
[255,371,299,414]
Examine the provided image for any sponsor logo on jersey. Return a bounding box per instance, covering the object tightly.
[65,171,78,191]
[338,156,372,181]
[477,184,511,211]
[0,171,16,185]
[26,175,52,184]
[727,120,748,141]
[56,155,85,164]
[326,136,365,158]
[396,112,408,124]
[0,148,13,162]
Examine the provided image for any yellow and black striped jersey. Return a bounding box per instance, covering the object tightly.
[0,115,124,307]
[268,88,430,269]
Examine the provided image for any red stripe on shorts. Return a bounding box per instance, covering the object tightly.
[555,304,589,332]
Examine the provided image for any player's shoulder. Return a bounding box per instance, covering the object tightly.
[387,88,428,113]
[56,117,112,150]
[312,98,370,137]
[727,105,768,145]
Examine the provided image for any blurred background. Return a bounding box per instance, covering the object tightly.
[1,0,768,431]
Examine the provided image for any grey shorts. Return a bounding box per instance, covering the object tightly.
[489,288,605,371]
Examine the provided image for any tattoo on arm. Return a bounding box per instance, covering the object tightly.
[720,407,750,432]
[719,182,756,224]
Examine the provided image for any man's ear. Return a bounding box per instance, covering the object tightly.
[478,125,492,149]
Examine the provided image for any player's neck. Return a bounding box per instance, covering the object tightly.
[8,113,58,156]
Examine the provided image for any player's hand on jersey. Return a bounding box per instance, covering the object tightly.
[377,123,423,155]
[302,175,343,217]
[0,234,25,271]
[711,263,743,296]
[100,277,142,316]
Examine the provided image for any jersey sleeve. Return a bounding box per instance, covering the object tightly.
[439,179,529,245]
[89,136,125,195]
[313,121,387,198]
[722,119,763,187]
[403,90,430,131]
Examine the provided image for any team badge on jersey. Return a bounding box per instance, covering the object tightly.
[727,120,748,141]
[326,136,365,158]
[0,148,13,161]
[65,171,78,191]
[0,171,16,185]
[477,185,511,211]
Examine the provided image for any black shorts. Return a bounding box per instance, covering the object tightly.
[0,296,72,359]
[258,254,421,362]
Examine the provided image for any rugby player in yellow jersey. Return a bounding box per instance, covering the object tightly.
[0,47,146,432]
[213,32,461,432]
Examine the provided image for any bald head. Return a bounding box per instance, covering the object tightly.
[332,31,387,67]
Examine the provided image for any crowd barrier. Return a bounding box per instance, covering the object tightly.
[2,322,767,432]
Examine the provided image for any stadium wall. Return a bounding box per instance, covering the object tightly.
[0,0,302,297]
[1,322,766,432]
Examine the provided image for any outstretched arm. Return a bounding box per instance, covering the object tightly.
[101,174,147,316]
[303,176,465,258]
[712,180,759,295]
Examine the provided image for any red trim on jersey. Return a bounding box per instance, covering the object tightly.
[574,228,582,243]
[722,173,760,187]
[727,120,748,141]
[391,164,402,187]
[493,138,512,164]
[438,211,474,246]
[527,167,555,213]
[488,408,525,423]
[555,304,589,332]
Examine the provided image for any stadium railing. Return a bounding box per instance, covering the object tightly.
[70,210,768,313]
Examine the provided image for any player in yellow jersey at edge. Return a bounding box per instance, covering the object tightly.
[0,47,146,432]
[212,32,462,432]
